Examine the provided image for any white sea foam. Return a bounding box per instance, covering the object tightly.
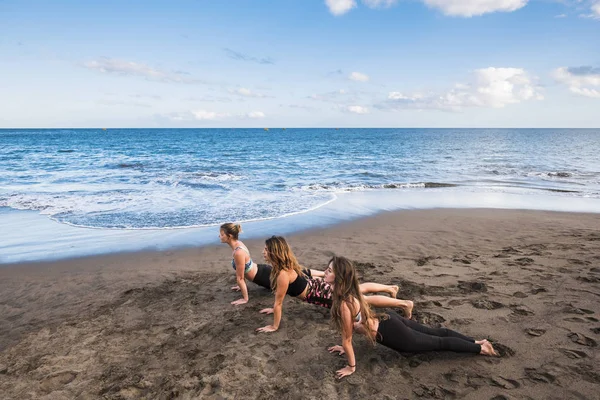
[0,186,335,230]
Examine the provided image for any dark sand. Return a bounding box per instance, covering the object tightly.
[1,209,599,399]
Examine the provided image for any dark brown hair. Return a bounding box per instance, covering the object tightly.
[329,256,380,344]
[265,236,305,292]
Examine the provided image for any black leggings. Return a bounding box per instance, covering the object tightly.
[376,312,481,354]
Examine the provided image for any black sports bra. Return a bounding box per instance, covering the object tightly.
[286,272,308,297]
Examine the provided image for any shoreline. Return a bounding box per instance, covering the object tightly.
[1,208,599,398]
[3,187,600,264]
[2,206,600,270]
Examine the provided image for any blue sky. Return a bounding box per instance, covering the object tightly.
[1,0,599,128]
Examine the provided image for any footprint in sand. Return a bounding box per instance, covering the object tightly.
[586,233,600,241]
[494,246,522,258]
[509,304,534,316]
[559,348,588,359]
[568,332,598,347]
[415,257,433,266]
[568,259,590,266]
[590,267,600,273]
[564,317,587,323]
[512,291,528,298]
[530,286,547,295]
[412,311,446,328]
[577,275,600,283]
[525,328,546,337]
[524,368,557,384]
[586,317,599,322]
[452,257,473,265]
[490,342,515,357]
[507,257,535,267]
[416,300,443,308]
[521,244,549,256]
[39,371,78,393]
[449,318,474,326]
[591,327,600,334]
[412,385,456,399]
[447,299,468,306]
[562,305,595,315]
[442,370,488,387]
[471,299,505,310]
[457,281,488,293]
[569,363,600,384]
[502,246,522,254]
[489,376,521,389]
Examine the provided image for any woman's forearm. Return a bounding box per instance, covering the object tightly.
[342,339,356,367]
[237,276,249,300]
[309,269,325,278]
[272,303,283,329]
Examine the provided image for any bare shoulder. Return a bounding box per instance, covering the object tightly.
[277,270,290,284]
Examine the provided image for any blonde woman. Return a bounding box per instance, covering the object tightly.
[219,222,261,305]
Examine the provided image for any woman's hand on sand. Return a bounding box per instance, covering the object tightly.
[259,308,274,314]
[335,365,355,379]
[231,298,248,305]
[256,325,278,333]
[327,345,345,356]
[231,285,241,292]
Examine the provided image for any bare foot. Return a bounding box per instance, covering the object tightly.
[404,300,414,319]
[480,341,497,356]
[389,285,399,299]
[475,339,489,345]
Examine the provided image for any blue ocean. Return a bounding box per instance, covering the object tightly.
[1,128,600,262]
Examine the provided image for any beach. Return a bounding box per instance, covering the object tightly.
[1,208,599,399]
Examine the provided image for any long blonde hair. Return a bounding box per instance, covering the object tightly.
[265,236,305,292]
[330,256,380,344]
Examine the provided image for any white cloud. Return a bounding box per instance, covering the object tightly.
[97,100,152,108]
[325,0,357,15]
[592,2,600,18]
[308,89,350,101]
[282,104,316,110]
[380,67,543,111]
[229,87,270,98]
[555,13,567,18]
[553,67,600,98]
[346,105,370,114]
[83,57,201,84]
[192,110,231,120]
[349,72,370,82]
[166,109,266,122]
[422,0,528,17]
[327,0,528,17]
[247,111,266,119]
[362,0,398,8]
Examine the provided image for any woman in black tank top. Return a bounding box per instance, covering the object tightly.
[255,236,414,333]
[256,236,309,333]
